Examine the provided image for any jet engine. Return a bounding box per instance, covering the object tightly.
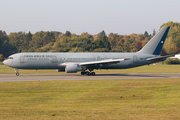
[65,64,86,73]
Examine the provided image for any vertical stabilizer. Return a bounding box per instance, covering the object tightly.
[138,26,170,55]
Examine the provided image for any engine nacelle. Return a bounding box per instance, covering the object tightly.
[65,64,86,73]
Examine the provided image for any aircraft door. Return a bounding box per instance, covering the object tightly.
[20,56,24,63]
[97,56,101,61]
[133,56,138,63]
[52,56,57,63]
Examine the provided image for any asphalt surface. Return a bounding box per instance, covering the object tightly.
[0,73,180,82]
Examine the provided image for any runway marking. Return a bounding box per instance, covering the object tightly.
[168,77,179,78]
[0,73,180,82]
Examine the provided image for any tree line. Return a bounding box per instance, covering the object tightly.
[0,21,180,61]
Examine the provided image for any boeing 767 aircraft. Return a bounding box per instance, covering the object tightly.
[3,26,174,76]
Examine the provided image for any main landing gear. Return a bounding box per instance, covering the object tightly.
[81,71,96,76]
[15,69,19,76]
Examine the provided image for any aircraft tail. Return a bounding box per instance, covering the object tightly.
[138,26,170,55]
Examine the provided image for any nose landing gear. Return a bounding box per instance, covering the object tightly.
[15,69,19,76]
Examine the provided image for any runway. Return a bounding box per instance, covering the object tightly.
[0,73,180,82]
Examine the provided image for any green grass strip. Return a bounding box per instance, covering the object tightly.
[0,78,180,119]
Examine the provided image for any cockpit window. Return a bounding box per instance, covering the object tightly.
[7,57,13,59]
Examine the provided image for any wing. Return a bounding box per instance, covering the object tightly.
[79,58,129,67]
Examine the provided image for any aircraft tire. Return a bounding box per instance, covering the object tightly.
[16,72,19,76]
[92,72,95,76]
[81,72,85,75]
[86,72,90,76]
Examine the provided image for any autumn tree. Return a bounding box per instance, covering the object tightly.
[0,54,4,61]
[65,31,71,37]
[144,31,149,38]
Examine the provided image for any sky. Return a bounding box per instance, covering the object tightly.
[1,0,180,35]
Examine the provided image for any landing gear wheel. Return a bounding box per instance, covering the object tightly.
[81,72,85,75]
[81,71,96,76]
[16,72,19,76]
[92,72,95,76]
[86,72,90,76]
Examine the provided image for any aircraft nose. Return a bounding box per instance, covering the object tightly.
[2,60,5,65]
[2,60,7,65]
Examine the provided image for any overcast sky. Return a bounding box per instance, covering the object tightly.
[1,0,180,35]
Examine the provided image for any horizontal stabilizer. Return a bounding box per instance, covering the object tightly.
[146,54,175,61]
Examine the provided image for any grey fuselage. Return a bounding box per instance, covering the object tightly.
[4,52,158,70]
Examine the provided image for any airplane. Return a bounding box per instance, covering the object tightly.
[169,54,180,59]
[3,26,174,76]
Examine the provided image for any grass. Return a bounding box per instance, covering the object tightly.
[0,78,180,120]
[1,64,180,119]
[1,64,180,74]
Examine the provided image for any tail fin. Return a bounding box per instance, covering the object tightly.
[138,26,170,55]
